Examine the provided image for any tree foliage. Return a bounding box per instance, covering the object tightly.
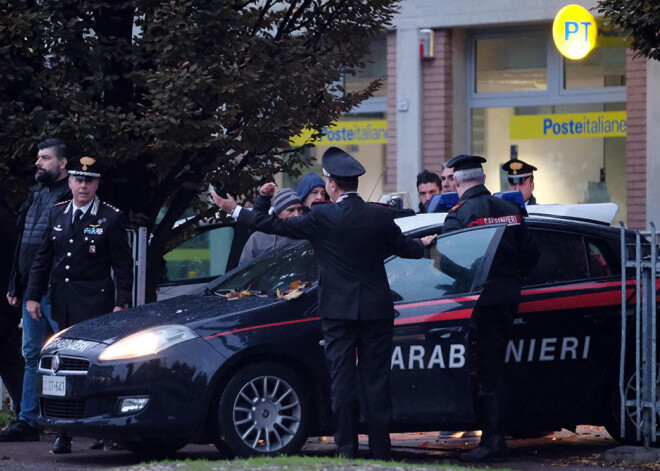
[597,0,660,60]
[0,0,398,299]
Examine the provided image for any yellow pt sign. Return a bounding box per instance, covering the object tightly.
[553,4,597,60]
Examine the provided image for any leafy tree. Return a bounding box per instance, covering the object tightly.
[0,0,398,300]
[597,0,660,60]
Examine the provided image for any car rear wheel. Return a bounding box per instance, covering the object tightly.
[215,362,309,457]
[605,363,660,447]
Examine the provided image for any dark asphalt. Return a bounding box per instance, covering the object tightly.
[0,426,634,470]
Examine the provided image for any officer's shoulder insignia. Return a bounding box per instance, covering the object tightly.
[54,200,71,207]
[449,201,466,212]
[102,202,121,213]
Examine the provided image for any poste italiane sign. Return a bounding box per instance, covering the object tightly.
[510,111,627,140]
[553,4,598,60]
[290,120,387,147]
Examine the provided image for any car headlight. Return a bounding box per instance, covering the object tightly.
[42,327,72,351]
[98,325,198,362]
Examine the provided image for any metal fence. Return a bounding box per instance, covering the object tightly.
[0,227,148,412]
[619,222,659,447]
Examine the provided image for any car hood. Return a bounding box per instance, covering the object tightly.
[61,294,277,344]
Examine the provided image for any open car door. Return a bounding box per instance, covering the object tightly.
[386,224,508,429]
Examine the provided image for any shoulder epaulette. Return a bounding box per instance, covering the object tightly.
[54,200,71,207]
[449,201,466,212]
[101,202,121,213]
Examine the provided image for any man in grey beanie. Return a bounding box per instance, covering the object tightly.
[239,188,304,264]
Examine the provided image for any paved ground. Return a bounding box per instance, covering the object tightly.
[0,426,645,470]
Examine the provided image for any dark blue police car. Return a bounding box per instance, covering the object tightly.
[37,205,652,456]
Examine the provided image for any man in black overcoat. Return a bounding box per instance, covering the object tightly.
[25,154,134,454]
[212,147,436,460]
[442,154,537,463]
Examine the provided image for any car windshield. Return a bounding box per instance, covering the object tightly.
[212,242,317,294]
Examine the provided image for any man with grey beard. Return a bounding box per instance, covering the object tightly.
[1,138,76,442]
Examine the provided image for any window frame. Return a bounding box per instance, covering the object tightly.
[467,26,627,109]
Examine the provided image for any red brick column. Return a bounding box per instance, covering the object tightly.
[386,31,398,192]
[421,29,453,174]
[626,50,647,230]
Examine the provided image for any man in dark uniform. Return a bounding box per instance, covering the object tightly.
[442,154,537,463]
[502,159,538,205]
[25,154,134,454]
[212,147,436,460]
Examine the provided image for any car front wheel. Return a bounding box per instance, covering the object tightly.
[215,362,309,457]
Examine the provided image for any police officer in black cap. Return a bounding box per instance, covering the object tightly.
[25,153,134,454]
[442,154,537,463]
[502,159,537,205]
[212,147,436,460]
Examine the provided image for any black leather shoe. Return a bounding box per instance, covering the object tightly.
[52,434,72,454]
[460,443,509,463]
[0,420,39,442]
[89,438,104,450]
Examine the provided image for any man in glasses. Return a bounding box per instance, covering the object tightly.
[502,159,537,205]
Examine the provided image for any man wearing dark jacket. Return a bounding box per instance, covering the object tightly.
[0,187,23,414]
[442,154,537,463]
[239,188,303,264]
[1,138,75,442]
[213,147,436,460]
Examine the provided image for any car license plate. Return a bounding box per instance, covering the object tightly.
[43,375,66,397]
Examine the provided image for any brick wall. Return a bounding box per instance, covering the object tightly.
[386,31,398,192]
[421,29,453,175]
[385,29,453,192]
[626,50,647,229]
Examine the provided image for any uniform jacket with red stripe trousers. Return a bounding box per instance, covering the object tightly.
[442,184,538,305]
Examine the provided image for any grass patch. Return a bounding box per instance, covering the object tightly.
[0,409,16,429]
[129,455,512,471]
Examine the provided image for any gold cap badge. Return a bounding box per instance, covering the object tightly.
[509,162,523,175]
[80,156,96,171]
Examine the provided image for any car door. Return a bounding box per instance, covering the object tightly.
[158,225,241,300]
[505,227,622,431]
[387,224,507,428]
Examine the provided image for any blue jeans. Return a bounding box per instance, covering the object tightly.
[18,296,59,428]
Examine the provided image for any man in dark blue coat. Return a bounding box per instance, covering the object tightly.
[213,147,436,460]
[442,154,537,463]
[25,154,134,454]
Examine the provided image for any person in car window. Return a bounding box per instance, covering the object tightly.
[24,154,134,454]
[212,147,436,460]
[442,154,538,463]
[239,188,303,265]
[502,159,537,205]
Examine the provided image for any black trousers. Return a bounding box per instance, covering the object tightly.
[0,312,24,413]
[321,317,393,460]
[471,302,517,445]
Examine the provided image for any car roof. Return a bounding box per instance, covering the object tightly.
[396,202,620,234]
